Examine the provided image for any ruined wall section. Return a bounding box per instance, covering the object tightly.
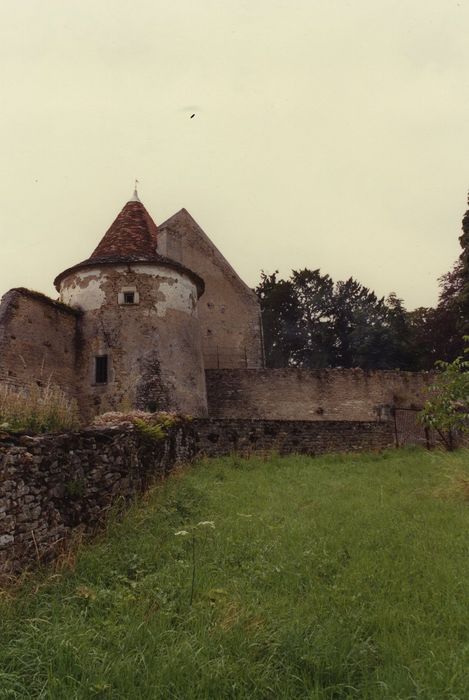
[59,265,207,421]
[206,368,435,421]
[0,289,79,399]
[158,209,264,369]
[0,421,195,574]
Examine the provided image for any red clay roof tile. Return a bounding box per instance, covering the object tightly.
[53,198,205,297]
[90,200,158,260]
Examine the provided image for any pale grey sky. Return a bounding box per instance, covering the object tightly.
[1,0,468,309]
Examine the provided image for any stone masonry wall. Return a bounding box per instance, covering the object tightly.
[0,422,195,574]
[193,418,395,456]
[58,265,207,422]
[206,368,435,421]
[158,209,264,369]
[0,288,80,400]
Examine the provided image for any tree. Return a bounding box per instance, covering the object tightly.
[257,269,412,370]
[423,193,469,364]
[458,192,469,324]
[289,269,335,367]
[420,340,469,450]
[256,272,302,368]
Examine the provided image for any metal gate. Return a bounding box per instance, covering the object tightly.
[393,407,432,448]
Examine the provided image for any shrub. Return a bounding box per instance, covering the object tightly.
[420,341,469,449]
[0,382,80,434]
[93,410,186,442]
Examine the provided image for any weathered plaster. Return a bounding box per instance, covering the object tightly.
[60,269,106,311]
[58,263,207,421]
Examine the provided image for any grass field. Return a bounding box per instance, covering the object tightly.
[2,447,469,699]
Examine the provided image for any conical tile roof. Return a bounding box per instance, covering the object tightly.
[53,196,204,296]
[90,199,158,260]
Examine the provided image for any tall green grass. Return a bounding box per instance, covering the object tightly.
[2,448,469,698]
[0,382,80,434]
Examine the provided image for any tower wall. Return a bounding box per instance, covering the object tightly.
[58,264,207,421]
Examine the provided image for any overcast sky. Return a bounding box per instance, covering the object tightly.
[1,0,468,309]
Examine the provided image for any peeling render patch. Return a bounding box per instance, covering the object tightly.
[60,269,106,311]
[155,279,196,317]
[60,265,198,317]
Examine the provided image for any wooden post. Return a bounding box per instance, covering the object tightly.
[393,408,399,447]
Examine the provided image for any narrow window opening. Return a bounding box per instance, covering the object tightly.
[123,292,135,304]
[95,355,108,384]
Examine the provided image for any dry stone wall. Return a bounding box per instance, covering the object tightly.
[0,422,195,574]
[0,415,398,574]
[193,418,395,456]
[206,368,435,421]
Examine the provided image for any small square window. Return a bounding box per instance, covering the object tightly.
[95,355,108,384]
[123,292,135,304]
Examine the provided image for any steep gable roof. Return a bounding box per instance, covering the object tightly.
[159,208,258,300]
[90,199,158,260]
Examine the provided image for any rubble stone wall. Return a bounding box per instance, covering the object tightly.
[193,418,395,456]
[0,416,398,574]
[0,422,195,574]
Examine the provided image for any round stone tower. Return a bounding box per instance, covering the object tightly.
[54,190,207,421]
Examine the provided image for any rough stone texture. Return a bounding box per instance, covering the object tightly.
[0,198,437,436]
[58,264,207,422]
[206,368,435,421]
[193,418,395,456]
[0,416,397,572]
[158,209,265,369]
[0,422,195,574]
[0,288,80,400]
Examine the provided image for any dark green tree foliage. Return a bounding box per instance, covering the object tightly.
[458,192,469,320]
[289,269,335,367]
[258,193,469,370]
[256,272,301,368]
[405,260,466,369]
[407,194,469,368]
[257,270,412,369]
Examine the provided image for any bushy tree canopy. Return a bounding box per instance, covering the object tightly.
[256,270,411,369]
[257,193,469,371]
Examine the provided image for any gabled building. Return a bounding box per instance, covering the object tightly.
[0,191,265,421]
[0,189,431,427]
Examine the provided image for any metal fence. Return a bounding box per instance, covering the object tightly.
[203,345,260,369]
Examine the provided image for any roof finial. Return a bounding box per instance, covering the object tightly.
[130,179,141,202]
